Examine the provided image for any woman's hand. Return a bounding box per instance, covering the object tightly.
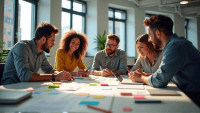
[56,71,75,81]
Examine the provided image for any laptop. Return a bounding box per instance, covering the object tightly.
[0,90,32,104]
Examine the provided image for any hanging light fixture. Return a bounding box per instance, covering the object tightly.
[180,1,189,4]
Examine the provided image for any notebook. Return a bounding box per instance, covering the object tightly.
[0,90,32,104]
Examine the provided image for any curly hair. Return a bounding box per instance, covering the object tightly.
[136,34,162,58]
[59,30,89,59]
[143,15,173,36]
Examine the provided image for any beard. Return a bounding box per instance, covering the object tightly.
[105,48,116,56]
[41,42,50,53]
[152,34,162,50]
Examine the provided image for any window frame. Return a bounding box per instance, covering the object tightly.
[108,7,127,52]
[185,19,189,39]
[62,0,87,33]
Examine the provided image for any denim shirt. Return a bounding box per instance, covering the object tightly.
[148,34,200,92]
[91,49,127,75]
[1,39,56,85]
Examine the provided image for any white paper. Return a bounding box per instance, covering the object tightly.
[117,85,144,90]
[56,86,80,91]
[20,99,75,112]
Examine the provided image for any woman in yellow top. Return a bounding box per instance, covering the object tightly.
[54,30,90,77]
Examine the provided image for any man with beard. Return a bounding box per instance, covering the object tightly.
[1,22,74,85]
[129,15,200,106]
[91,34,127,76]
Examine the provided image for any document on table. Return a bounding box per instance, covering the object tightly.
[117,85,144,90]
[121,79,144,85]
[20,99,75,112]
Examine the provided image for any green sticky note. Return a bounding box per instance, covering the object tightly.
[88,79,95,80]
[90,83,98,86]
[48,85,60,88]
[43,89,51,92]
[120,75,126,77]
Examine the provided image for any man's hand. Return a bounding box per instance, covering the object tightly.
[56,71,75,81]
[102,68,112,77]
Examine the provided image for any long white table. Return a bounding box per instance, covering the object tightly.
[0,75,199,113]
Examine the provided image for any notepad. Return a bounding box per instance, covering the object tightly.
[147,89,181,96]
[93,96,105,99]
[79,101,99,105]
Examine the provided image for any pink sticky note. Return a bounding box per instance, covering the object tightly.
[133,95,146,99]
[101,84,108,86]
[122,107,132,111]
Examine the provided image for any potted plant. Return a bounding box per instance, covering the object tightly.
[93,30,107,51]
[0,41,8,83]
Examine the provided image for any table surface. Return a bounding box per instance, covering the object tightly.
[0,75,199,113]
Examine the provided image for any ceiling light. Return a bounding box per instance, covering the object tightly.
[180,1,188,4]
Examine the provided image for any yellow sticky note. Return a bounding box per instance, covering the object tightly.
[90,83,98,86]
[120,75,126,77]
[80,83,86,84]
[43,89,51,92]
[93,95,105,99]
[78,93,89,95]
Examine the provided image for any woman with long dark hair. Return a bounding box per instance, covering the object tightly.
[54,30,90,77]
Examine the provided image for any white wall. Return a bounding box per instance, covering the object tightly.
[174,14,185,37]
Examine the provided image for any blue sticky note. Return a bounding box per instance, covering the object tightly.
[135,100,162,103]
[102,88,112,90]
[48,92,60,95]
[74,77,84,80]
[33,92,41,94]
[79,101,99,105]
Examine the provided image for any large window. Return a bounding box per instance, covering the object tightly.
[3,0,38,50]
[61,0,87,38]
[108,7,126,51]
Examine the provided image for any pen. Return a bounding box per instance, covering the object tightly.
[86,67,91,72]
[87,104,112,113]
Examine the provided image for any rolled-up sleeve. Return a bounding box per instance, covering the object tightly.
[119,51,127,75]
[91,52,101,74]
[148,43,187,88]
[13,44,34,82]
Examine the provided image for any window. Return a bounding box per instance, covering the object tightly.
[3,0,38,50]
[4,4,7,11]
[8,5,12,12]
[61,0,87,38]
[7,41,11,48]
[7,29,11,35]
[108,7,126,51]
[185,19,189,39]
[4,28,6,34]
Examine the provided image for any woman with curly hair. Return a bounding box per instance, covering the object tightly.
[54,30,90,77]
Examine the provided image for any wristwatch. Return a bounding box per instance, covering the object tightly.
[51,74,55,81]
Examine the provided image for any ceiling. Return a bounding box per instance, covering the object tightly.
[128,0,200,18]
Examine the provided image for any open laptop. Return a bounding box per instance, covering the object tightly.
[0,90,32,104]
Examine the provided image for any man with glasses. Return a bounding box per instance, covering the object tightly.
[91,34,127,77]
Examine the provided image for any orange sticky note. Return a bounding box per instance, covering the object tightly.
[78,93,89,95]
[53,82,62,85]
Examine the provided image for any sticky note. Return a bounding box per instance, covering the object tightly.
[121,93,132,96]
[120,75,126,77]
[135,100,162,103]
[133,95,146,99]
[33,92,41,94]
[93,96,105,99]
[78,93,89,95]
[48,92,60,95]
[53,82,62,85]
[80,83,86,84]
[102,88,112,90]
[75,77,84,80]
[43,89,51,92]
[90,83,98,86]
[101,84,108,86]
[79,101,99,105]
[88,79,95,80]
[122,107,132,111]
[48,85,60,88]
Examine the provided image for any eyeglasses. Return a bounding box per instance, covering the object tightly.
[105,43,117,48]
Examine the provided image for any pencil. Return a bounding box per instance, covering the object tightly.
[87,105,112,113]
